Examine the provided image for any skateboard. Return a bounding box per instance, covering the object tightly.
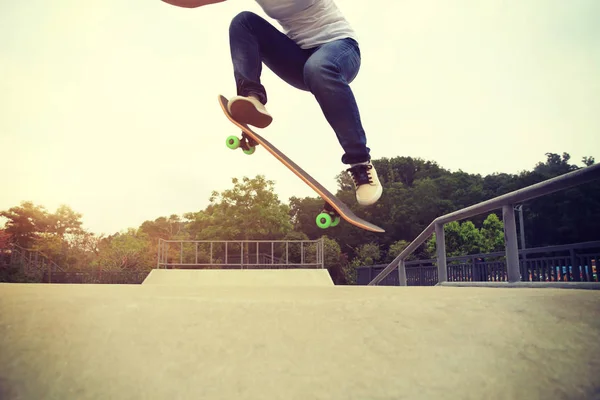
[218,95,385,233]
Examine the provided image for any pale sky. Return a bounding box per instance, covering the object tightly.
[1,0,599,236]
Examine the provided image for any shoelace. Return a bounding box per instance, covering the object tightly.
[347,164,373,186]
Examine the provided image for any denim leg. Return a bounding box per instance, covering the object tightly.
[303,39,370,164]
[229,11,312,104]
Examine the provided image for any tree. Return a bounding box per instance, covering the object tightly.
[45,205,85,239]
[354,243,381,265]
[356,156,445,188]
[480,213,504,252]
[92,229,154,271]
[342,242,383,285]
[288,196,326,238]
[517,152,600,247]
[385,239,410,263]
[57,231,105,271]
[139,215,187,241]
[0,230,11,248]
[321,236,348,284]
[0,202,91,269]
[185,175,292,240]
[426,214,505,258]
[0,202,49,248]
[582,156,595,167]
[280,231,310,265]
[3,151,596,280]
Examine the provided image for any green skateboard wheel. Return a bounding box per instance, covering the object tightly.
[226,136,240,149]
[330,216,341,227]
[316,212,332,229]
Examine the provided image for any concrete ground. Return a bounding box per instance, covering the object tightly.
[1,269,599,400]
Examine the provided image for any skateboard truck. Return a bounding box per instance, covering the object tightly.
[226,131,258,155]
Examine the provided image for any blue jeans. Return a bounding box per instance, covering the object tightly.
[229,11,370,165]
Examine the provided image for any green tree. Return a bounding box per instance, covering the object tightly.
[342,242,383,285]
[321,236,349,284]
[385,239,410,263]
[288,196,325,238]
[480,213,504,252]
[92,229,154,271]
[481,172,519,202]
[517,153,599,246]
[426,221,480,257]
[426,214,505,257]
[278,231,310,265]
[185,175,292,240]
[355,242,381,265]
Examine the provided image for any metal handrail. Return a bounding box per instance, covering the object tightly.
[9,243,64,272]
[368,163,600,286]
[157,238,325,269]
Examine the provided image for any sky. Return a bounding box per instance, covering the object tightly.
[1,0,599,236]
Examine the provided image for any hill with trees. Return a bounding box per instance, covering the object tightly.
[1,152,598,284]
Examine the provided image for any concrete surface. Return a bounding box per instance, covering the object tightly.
[1,272,599,400]
[440,281,600,290]
[142,268,334,287]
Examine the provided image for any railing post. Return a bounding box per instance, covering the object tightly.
[570,249,579,281]
[503,205,521,282]
[319,238,324,269]
[157,239,161,269]
[398,260,407,286]
[435,223,448,283]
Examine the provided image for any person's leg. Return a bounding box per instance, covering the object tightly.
[303,38,368,164]
[303,38,382,205]
[228,11,312,127]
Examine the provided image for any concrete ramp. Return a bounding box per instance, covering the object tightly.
[142,268,334,287]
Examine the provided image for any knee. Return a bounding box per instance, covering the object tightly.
[303,58,339,89]
[229,11,260,31]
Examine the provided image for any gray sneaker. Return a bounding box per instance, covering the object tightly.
[227,95,273,128]
[346,161,383,206]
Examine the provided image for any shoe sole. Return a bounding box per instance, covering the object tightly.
[229,100,273,129]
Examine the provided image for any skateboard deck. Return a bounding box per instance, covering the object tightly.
[218,94,385,233]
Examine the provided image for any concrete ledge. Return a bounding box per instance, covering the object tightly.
[437,281,600,290]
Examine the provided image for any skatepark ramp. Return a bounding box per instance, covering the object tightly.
[142,268,334,287]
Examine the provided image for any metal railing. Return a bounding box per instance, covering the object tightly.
[368,163,600,286]
[0,243,64,281]
[358,241,599,286]
[157,238,325,269]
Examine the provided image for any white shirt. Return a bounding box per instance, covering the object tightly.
[254,0,358,49]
